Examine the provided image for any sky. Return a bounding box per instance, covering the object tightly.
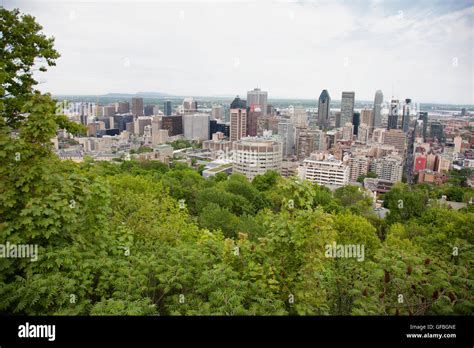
[5,0,474,104]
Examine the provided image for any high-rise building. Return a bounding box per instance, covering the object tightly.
[387,99,399,130]
[357,124,370,144]
[430,122,444,142]
[454,135,462,153]
[247,104,262,137]
[183,97,198,114]
[383,129,406,154]
[278,119,295,157]
[335,111,342,128]
[342,122,354,140]
[317,89,331,129]
[402,99,411,133]
[360,108,375,132]
[116,101,130,114]
[291,107,308,128]
[418,112,428,141]
[162,115,183,136]
[230,96,247,142]
[372,128,386,144]
[352,112,360,135]
[232,137,282,180]
[211,105,224,120]
[247,88,268,116]
[373,90,383,128]
[299,154,349,187]
[340,91,355,126]
[349,155,370,182]
[183,113,210,141]
[131,97,144,118]
[370,155,404,183]
[163,101,172,116]
[144,104,155,116]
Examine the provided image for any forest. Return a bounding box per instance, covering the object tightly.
[0,7,473,316]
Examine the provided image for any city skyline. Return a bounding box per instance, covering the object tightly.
[4,0,473,105]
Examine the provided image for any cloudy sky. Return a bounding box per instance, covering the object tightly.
[5,0,474,104]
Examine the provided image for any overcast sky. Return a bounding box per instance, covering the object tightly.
[5,0,474,104]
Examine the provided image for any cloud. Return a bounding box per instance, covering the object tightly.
[4,0,473,104]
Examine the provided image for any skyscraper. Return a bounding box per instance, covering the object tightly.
[373,90,383,128]
[230,96,247,142]
[418,111,428,141]
[340,91,355,126]
[352,112,360,136]
[183,97,198,114]
[247,104,262,137]
[131,97,144,118]
[163,101,172,116]
[247,88,268,116]
[278,119,295,157]
[387,99,399,130]
[402,98,411,133]
[317,89,331,129]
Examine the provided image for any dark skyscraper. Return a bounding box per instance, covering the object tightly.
[317,89,331,130]
[402,98,411,133]
[387,99,399,130]
[164,101,172,116]
[131,97,144,118]
[352,112,360,135]
[430,122,444,142]
[144,104,154,116]
[418,111,428,141]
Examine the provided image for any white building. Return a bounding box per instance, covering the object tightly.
[299,155,349,187]
[183,113,210,141]
[371,155,403,183]
[232,136,282,180]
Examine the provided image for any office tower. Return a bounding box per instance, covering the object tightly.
[144,104,155,116]
[340,91,355,126]
[117,101,130,114]
[317,89,331,129]
[373,90,383,128]
[352,112,360,135]
[163,101,172,116]
[342,123,354,140]
[383,129,406,154]
[278,119,295,157]
[183,113,210,141]
[162,115,183,136]
[151,117,169,145]
[335,111,342,128]
[183,97,198,114]
[211,105,224,120]
[210,120,230,139]
[230,96,247,142]
[387,99,399,130]
[357,124,370,144]
[430,122,444,142]
[299,155,349,187]
[247,104,262,137]
[267,104,275,116]
[131,97,144,118]
[291,107,308,128]
[371,155,404,183]
[418,112,428,141]
[247,88,268,116]
[232,137,282,180]
[402,98,411,133]
[104,105,116,117]
[360,108,375,132]
[296,129,315,160]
